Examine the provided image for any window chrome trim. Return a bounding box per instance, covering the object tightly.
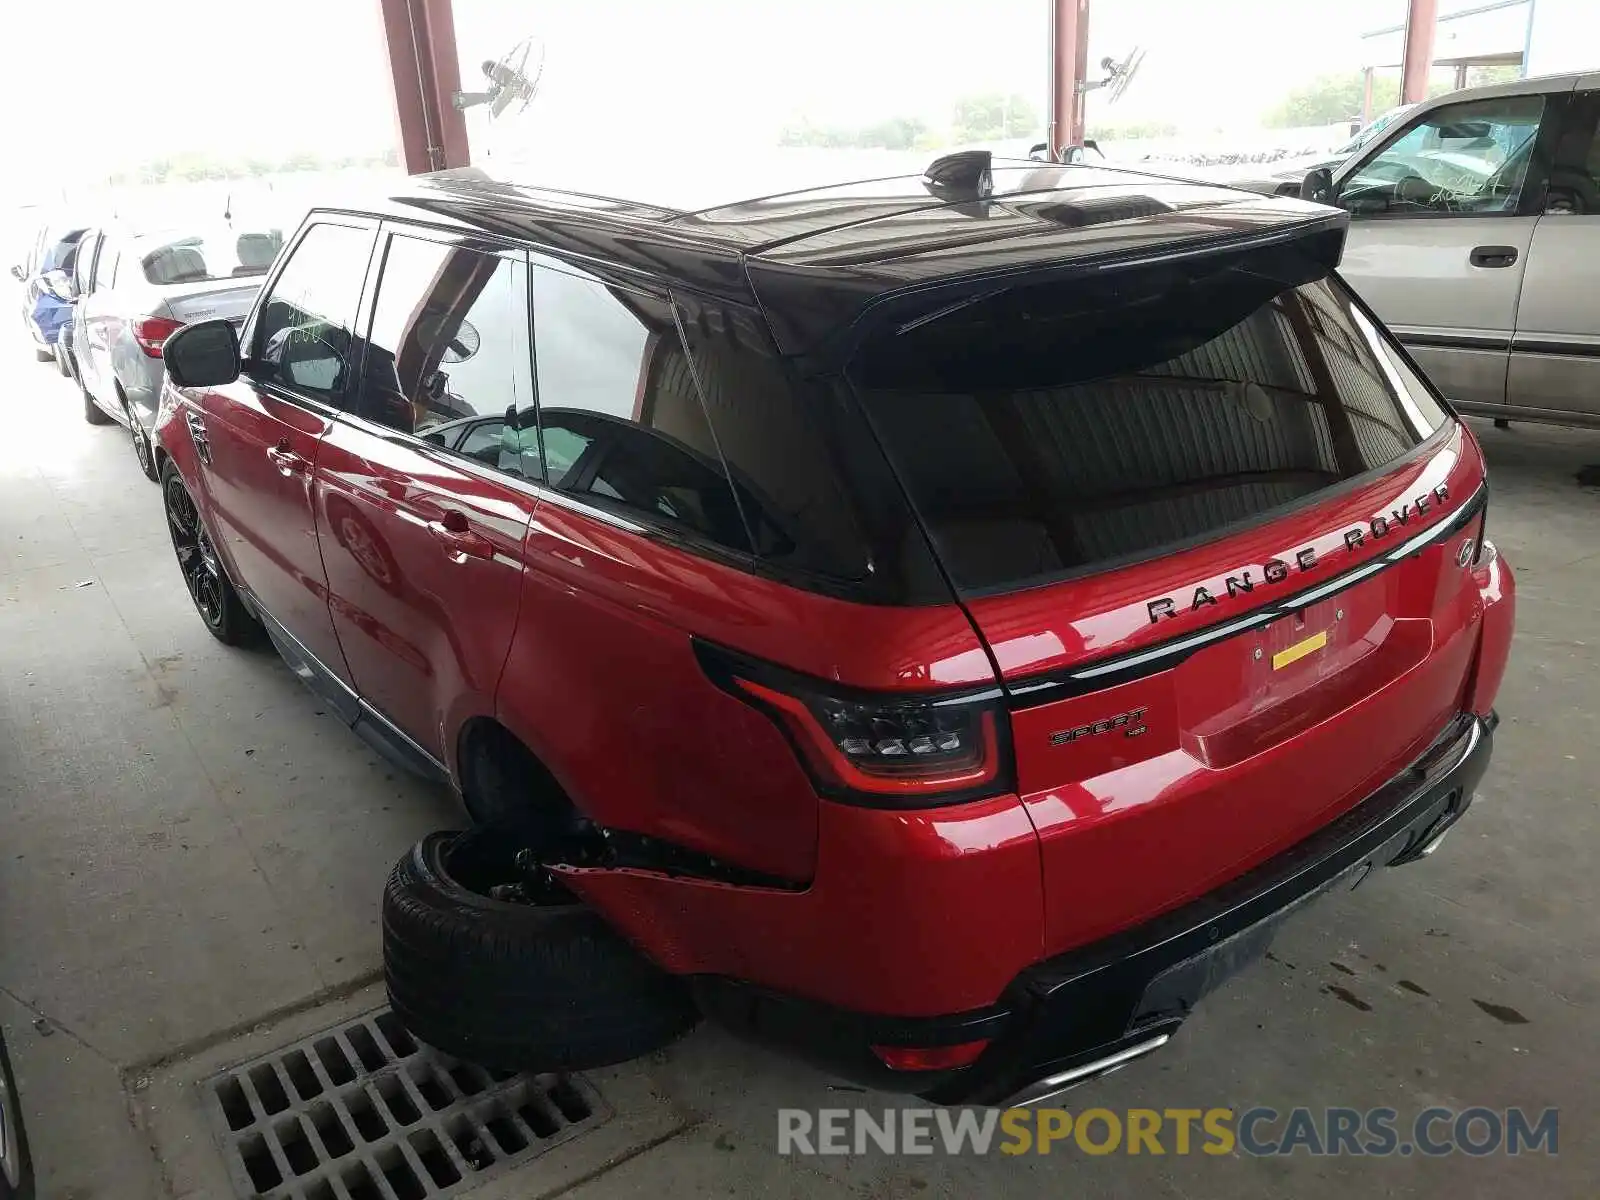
[1009,481,1487,702]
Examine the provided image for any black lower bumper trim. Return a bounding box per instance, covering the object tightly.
[697,712,1494,1104]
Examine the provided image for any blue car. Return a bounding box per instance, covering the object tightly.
[12,223,88,362]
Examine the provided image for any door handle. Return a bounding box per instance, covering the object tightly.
[266,443,306,475]
[427,510,494,560]
[1469,245,1518,269]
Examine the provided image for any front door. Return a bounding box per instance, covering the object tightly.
[1508,82,1600,424]
[196,217,377,682]
[1332,89,1556,412]
[316,228,538,763]
[71,231,105,399]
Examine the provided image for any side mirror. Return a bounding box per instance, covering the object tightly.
[1028,142,1050,162]
[9,264,24,282]
[1300,167,1336,206]
[163,318,241,388]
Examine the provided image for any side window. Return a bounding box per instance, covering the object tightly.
[676,305,887,588]
[358,234,532,478]
[455,419,509,465]
[253,222,373,400]
[1546,90,1600,215]
[91,240,117,292]
[1341,94,1546,216]
[530,262,753,554]
[73,233,101,296]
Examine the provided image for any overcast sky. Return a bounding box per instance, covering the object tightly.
[0,0,1502,186]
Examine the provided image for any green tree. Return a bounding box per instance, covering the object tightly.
[1270,64,1529,131]
[952,93,1039,143]
[858,116,927,150]
[779,116,927,150]
[1465,64,1522,89]
[1265,73,1368,128]
[1086,120,1178,141]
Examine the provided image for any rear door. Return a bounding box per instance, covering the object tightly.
[850,248,1489,955]
[195,217,377,683]
[1332,88,1560,412]
[1507,82,1600,424]
[315,226,538,765]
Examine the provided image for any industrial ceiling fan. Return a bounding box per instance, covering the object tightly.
[1033,46,1145,163]
[452,36,545,118]
[1091,46,1146,104]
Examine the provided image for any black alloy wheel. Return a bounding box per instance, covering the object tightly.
[160,462,259,645]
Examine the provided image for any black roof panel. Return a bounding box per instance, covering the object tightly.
[339,162,1344,358]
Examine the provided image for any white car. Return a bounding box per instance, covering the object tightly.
[1230,105,1419,196]
[1306,71,1600,430]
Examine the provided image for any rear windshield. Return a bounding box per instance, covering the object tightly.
[848,257,1449,595]
[138,228,285,285]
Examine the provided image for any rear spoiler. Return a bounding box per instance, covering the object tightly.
[746,208,1349,372]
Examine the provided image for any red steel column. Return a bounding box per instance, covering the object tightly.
[377,0,471,174]
[1050,0,1091,159]
[1399,0,1440,104]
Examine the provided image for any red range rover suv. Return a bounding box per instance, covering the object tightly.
[155,154,1513,1104]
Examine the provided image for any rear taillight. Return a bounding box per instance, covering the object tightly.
[695,641,1011,806]
[133,316,184,358]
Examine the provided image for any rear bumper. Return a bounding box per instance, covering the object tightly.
[695,710,1493,1104]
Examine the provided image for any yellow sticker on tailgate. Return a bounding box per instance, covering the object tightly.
[1272,630,1328,671]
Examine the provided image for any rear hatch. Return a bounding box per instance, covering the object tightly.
[848,237,1489,956]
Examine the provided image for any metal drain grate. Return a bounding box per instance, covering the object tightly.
[204,1008,611,1200]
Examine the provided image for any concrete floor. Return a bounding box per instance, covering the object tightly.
[1,343,1596,1199]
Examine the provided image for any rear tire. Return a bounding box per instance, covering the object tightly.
[124,390,160,482]
[383,830,698,1072]
[1493,418,1511,430]
[83,388,111,425]
[32,344,52,363]
[52,344,69,377]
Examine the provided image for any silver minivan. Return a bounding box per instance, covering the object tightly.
[1307,70,1600,430]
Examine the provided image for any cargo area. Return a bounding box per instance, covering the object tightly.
[848,245,1501,956]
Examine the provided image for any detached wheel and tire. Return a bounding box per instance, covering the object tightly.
[383,830,698,1072]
